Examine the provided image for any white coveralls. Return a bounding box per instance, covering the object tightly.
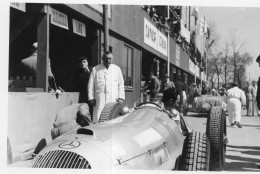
[88,64,125,123]
[226,87,246,123]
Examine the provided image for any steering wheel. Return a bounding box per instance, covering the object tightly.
[136,101,162,109]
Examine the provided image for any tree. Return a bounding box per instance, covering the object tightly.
[207,51,223,89]
[205,20,220,84]
[228,30,252,86]
[219,41,231,87]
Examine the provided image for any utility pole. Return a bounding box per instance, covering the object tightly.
[167,6,170,76]
[103,5,109,52]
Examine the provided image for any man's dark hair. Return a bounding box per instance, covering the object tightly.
[77,56,89,63]
[256,55,260,62]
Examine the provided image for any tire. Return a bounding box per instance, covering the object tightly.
[99,102,123,122]
[179,131,210,171]
[206,106,226,171]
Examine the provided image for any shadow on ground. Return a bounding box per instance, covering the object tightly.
[241,124,260,128]
[225,161,260,171]
[225,145,260,171]
[228,145,260,151]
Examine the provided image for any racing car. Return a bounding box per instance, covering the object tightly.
[183,93,227,116]
[10,97,227,171]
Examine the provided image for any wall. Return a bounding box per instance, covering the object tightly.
[8,92,79,163]
[109,33,142,107]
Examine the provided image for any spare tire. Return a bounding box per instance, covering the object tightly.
[179,131,210,171]
[206,106,226,171]
[99,102,124,122]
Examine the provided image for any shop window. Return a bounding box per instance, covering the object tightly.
[122,45,133,87]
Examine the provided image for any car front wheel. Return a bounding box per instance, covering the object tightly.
[179,131,210,171]
[206,106,226,171]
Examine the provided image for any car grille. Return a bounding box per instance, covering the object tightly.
[31,150,91,169]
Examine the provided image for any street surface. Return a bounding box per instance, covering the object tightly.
[184,110,260,171]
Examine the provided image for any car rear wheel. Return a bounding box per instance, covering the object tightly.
[206,106,226,171]
[99,102,124,122]
[179,131,210,171]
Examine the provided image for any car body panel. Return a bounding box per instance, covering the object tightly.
[30,107,185,170]
[189,95,227,113]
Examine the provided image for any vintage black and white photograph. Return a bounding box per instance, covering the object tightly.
[3,0,260,172]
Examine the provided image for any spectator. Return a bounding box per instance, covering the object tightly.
[161,74,177,109]
[21,42,55,91]
[197,84,202,96]
[175,76,185,111]
[202,81,211,95]
[88,52,125,123]
[160,74,175,93]
[226,82,246,128]
[256,55,260,114]
[143,72,160,100]
[244,81,253,116]
[76,56,93,118]
[252,80,259,116]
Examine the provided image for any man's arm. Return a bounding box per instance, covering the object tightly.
[88,67,96,102]
[154,78,160,93]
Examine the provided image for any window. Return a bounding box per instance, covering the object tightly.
[122,45,133,87]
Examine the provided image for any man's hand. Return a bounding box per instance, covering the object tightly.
[89,99,96,106]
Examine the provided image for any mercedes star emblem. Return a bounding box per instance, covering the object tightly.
[58,140,81,149]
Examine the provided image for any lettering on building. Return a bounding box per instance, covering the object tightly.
[51,8,68,30]
[144,18,168,56]
[10,2,26,12]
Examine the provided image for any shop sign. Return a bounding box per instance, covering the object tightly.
[176,45,180,66]
[201,72,204,81]
[144,18,157,51]
[180,21,190,43]
[50,8,68,30]
[189,59,195,74]
[144,18,168,56]
[196,65,200,77]
[72,19,86,37]
[157,32,167,56]
[10,2,25,12]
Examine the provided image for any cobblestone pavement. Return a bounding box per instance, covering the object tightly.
[184,110,260,171]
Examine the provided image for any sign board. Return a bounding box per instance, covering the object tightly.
[144,18,168,56]
[157,31,167,56]
[189,59,195,74]
[180,21,190,43]
[50,8,69,30]
[176,45,180,66]
[72,19,86,37]
[144,18,158,51]
[10,2,25,12]
[196,65,200,77]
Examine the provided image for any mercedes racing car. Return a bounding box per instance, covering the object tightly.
[183,94,227,116]
[10,97,227,171]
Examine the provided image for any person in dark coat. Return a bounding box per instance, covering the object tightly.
[256,55,260,113]
[160,74,175,93]
[161,74,178,109]
[174,76,185,111]
[143,72,160,100]
[76,56,93,118]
